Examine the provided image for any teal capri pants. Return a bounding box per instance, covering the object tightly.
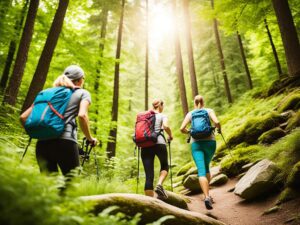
[191,140,216,177]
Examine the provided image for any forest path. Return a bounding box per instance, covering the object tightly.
[187,178,300,225]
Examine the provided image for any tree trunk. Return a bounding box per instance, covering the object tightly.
[145,0,149,110]
[172,0,189,116]
[93,7,109,135]
[211,0,233,104]
[272,0,300,77]
[1,0,29,90]
[106,0,125,159]
[3,0,39,106]
[264,19,282,76]
[21,0,69,112]
[183,0,198,98]
[236,31,253,89]
[81,194,225,225]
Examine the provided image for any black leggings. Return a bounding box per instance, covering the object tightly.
[36,139,79,176]
[141,144,169,190]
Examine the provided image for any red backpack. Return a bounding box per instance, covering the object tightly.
[133,110,160,148]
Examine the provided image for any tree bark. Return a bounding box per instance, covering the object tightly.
[172,0,189,116]
[93,6,109,135]
[183,0,198,98]
[3,0,39,106]
[145,0,149,110]
[1,0,29,90]
[21,0,69,112]
[211,0,233,103]
[106,0,125,159]
[81,194,225,225]
[272,0,300,77]
[264,19,282,77]
[236,31,253,89]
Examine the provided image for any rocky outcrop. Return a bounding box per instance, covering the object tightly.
[234,159,280,200]
[81,194,226,225]
[258,127,286,144]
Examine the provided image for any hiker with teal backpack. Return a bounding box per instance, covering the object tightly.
[134,99,173,199]
[180,95,221,210]
[20,65,98,177]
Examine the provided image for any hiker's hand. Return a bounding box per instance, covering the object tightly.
[88,137,98,147]
[168,136,173,142]
[217,128,221,134]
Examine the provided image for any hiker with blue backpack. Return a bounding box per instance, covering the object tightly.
[180,95,221,210]
[134,99,173,199]
[20,65,98,176]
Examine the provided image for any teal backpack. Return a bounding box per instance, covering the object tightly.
[190,109,213,139]
[25,86,74,140]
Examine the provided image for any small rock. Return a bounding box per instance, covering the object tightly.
[183,175,202,192]
[241,162,255,172]
[237,172,246,180]
[262,205,281,215]
[227,187,235,192]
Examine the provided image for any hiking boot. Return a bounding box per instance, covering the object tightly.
[204,197,213,210]
[209,196,215,204]
[155,184,168,199]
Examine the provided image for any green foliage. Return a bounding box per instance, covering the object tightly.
[286,161,300,188]
[286,110,300,131]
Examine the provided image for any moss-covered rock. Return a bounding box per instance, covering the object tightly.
[183,167,198,181]
[210,174,228,186]
[258,127,286,144]
[227,112,284,147]
[267,76,300,96]
[277,187,300,204]
[183,175,201,192]
[286,111,300,131]
[220,145,262,177]
[176,162,194,176]
[173,175,185,184]
[277,92,300,113]
[286,161,300,188]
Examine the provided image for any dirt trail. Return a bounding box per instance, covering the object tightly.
[187,178,300,225]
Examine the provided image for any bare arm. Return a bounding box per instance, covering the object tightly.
[209,110,221,132]
[20,106,33,127]
[78,99,97,145]
[162,118,173,141]
[180,113,191,134]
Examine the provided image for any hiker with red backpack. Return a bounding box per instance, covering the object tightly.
[134,99,173,199]
[180,95,221,210]
[20,65,97,176]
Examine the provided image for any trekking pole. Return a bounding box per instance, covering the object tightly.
[81,140,94,167]
[219,131,234,159]
[168,140,173,192]
[136,147,140,194]
[93,147,100,181]
[20,138,32,163]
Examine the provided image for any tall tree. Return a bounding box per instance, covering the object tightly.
[145,0,149,110]
[3,0,39,106]
[22,0,69,112]
[211,0,233,103]
[236,31,253,89]
[94,5,109,134]
[272,0,300,77]
[183,0,198,98]
[172,0,189,116]
[1,0,29,90]
[106,0,125,159]
[264,19,282,76]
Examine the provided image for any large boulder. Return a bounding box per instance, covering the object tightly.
[210,174,228,186]
[234,159,280,200]
[258,127,286,144]
[183,167,198,181]
[162,190,189,209]
[81,194,225,225]
[183,175,201,192]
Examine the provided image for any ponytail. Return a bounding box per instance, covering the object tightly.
[53,75,75,88]
[194,95,204,108]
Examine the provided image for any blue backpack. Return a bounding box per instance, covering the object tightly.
[24,86,74,140]
[190,109,212,139]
